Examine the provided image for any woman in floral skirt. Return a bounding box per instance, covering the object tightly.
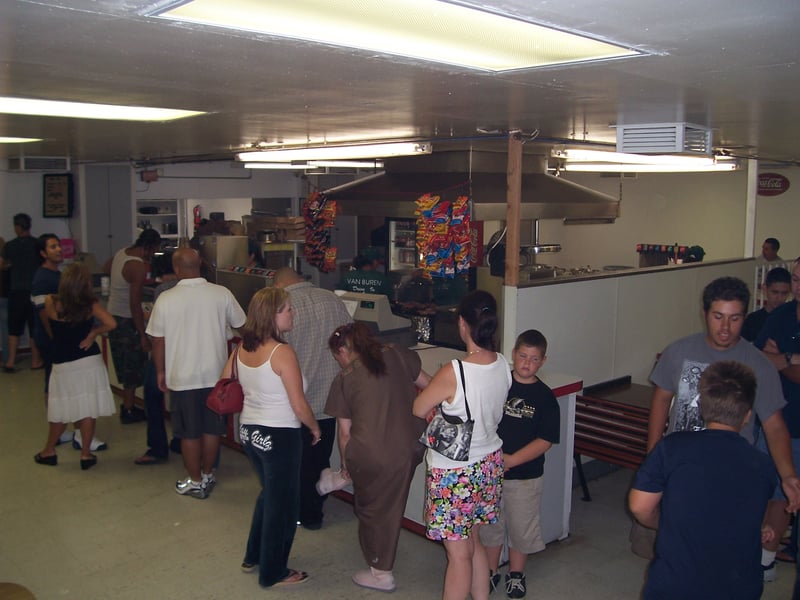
[413,290,511,600]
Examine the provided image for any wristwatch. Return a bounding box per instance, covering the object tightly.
[786,352,794,368]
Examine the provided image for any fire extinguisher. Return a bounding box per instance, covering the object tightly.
[193,205,201,233]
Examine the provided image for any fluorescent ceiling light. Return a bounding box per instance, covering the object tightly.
[239,142,431,162]
[0,97,205,122]
[552,149,731,166]
[307,160,384,168]
[0,136,43,143]
[562,162,739,173]
[152,0,640,72]
[243,163,310,170]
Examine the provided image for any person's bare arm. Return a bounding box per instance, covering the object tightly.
[151,336,167,392]
[414,369,432,390]
[412,363,457,418]
[337,417,352,476]
[273,344,321,443]
[647,386,673,452]
[628,489,662,529]
[761,410,800,512]
[504,439,553,471]
[763,338,800,384]
[124,260,150,352]
[79,301,117,350]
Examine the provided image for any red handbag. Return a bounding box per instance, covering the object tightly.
[206,345,244,415]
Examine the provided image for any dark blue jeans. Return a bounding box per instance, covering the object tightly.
[299,418,336,526]
[240,423,301,587]
[144,359,168,458]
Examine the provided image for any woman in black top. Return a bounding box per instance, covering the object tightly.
[34,263,117,470]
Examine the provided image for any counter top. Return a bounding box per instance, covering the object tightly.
[518,257,753,288]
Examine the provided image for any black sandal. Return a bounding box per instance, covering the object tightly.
[80,454,97,470]
[34,453,58,466]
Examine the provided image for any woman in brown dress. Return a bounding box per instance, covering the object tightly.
[326,322,431,593]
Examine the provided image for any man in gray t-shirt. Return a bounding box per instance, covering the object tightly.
[648,277,800,510]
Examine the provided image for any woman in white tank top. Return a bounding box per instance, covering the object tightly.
[413,290,511,600]
[219,287,320,588]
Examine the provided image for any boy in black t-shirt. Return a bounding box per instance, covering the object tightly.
[480,330,560,599]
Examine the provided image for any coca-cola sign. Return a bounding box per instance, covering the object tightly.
[758,172,790,196]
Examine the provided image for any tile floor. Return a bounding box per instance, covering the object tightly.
[1,362,794,599]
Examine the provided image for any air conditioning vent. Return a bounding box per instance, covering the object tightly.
[7,156,71,172]
[616,123,711,155]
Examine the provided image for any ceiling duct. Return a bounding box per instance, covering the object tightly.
[615,122,711,155]
[322,150,619,221]
[7,156,71,172]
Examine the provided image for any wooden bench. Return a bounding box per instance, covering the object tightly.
[574,376,652,500]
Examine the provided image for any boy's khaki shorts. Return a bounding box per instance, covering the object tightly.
[479,477,546,554]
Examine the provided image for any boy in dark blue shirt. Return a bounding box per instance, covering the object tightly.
[629,360,776,600]
[480,330,560,598]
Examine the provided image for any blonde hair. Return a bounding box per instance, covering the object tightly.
[240,287,289,351]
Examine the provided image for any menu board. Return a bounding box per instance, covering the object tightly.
[43,173,74,218]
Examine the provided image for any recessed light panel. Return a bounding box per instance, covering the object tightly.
[0,136,42,143]
[0,97,204,122]
[153,0,639,72]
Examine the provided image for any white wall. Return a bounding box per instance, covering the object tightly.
[510,260,755,387]
[533,170,750,268]
[753,165,800,260]
[0,169,78,245]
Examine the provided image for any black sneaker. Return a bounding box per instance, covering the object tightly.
[505,572,526,599]
[489,571,502,594]
[120,406,146,424]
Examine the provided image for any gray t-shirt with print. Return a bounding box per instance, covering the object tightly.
[650,333,785,443]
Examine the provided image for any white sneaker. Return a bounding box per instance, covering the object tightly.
[72,431,109,451]
[56,431,74,445]
[175,477,207,499]
[763,561,777,583]
[352,568,396,593]
[202,472,217,494]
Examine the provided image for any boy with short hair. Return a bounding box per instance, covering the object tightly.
[741,266,791,342]
[480,330,560,599]
[629,361,776,600]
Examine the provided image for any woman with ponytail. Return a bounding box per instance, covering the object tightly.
[326,322,431,593]
[412,290,511,600]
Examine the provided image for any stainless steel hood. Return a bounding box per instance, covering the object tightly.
[322,150,620,221]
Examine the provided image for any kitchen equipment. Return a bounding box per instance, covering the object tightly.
[431,305,466,350]
[215,266,276,311]
[198,235,249,283]
[387,218,417,271]
[324,151,619,221]
[337,291,415,346]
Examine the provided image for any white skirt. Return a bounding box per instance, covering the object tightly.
[47,354,116,423]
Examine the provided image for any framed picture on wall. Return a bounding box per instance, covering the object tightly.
[43,173,74,218]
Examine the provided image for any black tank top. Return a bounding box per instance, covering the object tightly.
[50,318,100,364]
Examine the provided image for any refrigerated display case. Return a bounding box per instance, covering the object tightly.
[388,218,417,272]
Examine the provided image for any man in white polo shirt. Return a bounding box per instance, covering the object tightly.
[146,248,246,499]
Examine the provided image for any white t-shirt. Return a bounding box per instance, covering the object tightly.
[146,278,246,391]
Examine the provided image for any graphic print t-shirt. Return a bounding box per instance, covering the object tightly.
[650,333,785,443]
[498,378,560,480]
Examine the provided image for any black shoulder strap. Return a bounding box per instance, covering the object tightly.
[456,359,472,421]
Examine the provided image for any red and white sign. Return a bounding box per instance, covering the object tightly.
[758,172,790,196]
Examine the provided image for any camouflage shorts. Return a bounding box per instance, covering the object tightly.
[108,317,147,388]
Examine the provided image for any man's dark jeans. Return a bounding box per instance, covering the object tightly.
[299,418,336,527]
[144,359,168,458]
